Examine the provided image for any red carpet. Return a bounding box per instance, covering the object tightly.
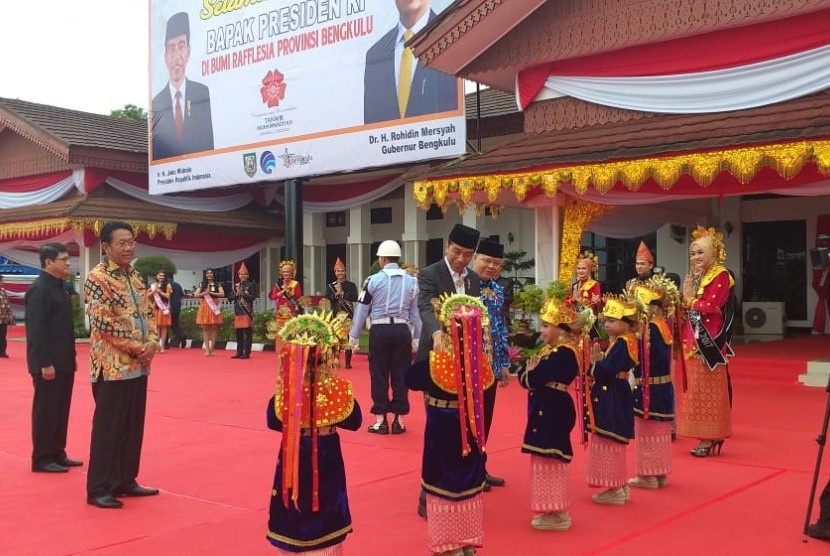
[1,333,830,555]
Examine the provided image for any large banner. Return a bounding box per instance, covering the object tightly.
[149,0,465,194]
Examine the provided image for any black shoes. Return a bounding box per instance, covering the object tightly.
[367,419,388,434]
[808,523,830,540]
[240,354,250,359]
[114,484,160,497]
[32,462,68,473]
[417,492,427,520]
[231,353,243,359]
[485,473,505,487]
[87,495,123,509]
[391,417,406,434]
[55,456,83,467]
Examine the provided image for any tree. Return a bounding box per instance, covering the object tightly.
[110,104,147,122]
[502,249,535,288]
[133,255,176,283]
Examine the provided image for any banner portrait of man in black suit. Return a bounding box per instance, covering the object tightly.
[364,1,459,124]
[151,12,214,160]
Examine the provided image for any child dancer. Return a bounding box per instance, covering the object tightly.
[266,312,362,555]
[519,291,592,531]
[629,276,680,489]
[587,294,640,505]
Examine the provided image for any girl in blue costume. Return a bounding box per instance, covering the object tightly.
[406,294,493,556]
[628,275,680,490]
[587,294,641,505]
[266,313,362,555]
[519,290,593,531]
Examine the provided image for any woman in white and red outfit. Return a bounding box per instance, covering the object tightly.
[147,270,172,353]
[194,268,225,356]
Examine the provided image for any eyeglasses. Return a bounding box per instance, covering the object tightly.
[54,256,71,262]
[108,240,137,249]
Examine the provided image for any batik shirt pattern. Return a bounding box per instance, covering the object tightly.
[85,258,158,381]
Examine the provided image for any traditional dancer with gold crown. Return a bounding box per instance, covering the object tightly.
[586,294,641,505]
[406,293,494,556]
[679,226,735,457]
[628,275,681,489]
[519,282,594,531]
[266,311,362,555]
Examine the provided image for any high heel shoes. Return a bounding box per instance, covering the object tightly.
[690,439,724,457]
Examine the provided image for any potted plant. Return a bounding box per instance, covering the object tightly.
[511,283,544,347]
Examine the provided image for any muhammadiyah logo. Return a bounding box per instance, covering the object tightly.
[243,153,257,178]
[278,148,313,168]
[260,151,276,174]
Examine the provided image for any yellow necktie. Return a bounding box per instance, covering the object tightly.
[398,30,414,118]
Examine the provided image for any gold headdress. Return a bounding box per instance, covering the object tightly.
[237,261,249,276]
[577,250,599,277]
[631,274,681,313]
[691,226,727,264]
[332,257,346,272]
[279,259,297,277]
[275,311,353,511]
[600,293,640,321]
[540,281,576,326]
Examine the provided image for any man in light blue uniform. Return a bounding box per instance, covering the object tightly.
[349,240,422,435]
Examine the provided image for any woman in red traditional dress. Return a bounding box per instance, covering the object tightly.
[195,268,225,357]
[679,226,734,457]
[147,270,173,353]
[269,260,303,359]
[568,251,603,315]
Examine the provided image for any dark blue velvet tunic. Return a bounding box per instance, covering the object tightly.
[590,335,636,444]
[633,320,675,422]
[518,344,578,462]
[406,360,486,501]
[266,396,362,552]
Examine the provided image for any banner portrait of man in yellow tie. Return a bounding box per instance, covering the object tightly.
[151,11,214,161]
[363,0,460,125]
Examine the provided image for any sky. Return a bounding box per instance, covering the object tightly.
[2,0,151,115]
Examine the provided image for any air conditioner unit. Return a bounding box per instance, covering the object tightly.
[742,302,785,335]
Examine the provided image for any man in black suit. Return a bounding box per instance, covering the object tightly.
[414,223,481,518]
[25,243,81,473]
[364,1,459,124]
[151,12,214,160]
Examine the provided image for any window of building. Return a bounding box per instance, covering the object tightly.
[426,203,443,221]
[370,207,393,224]
[326,211,346,227]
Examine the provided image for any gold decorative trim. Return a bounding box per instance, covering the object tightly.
[559,199,613,282]
[413,140,830,209]
[0,217,72,240]
[72,218,177,240]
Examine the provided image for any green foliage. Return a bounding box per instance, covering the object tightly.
[513,283,545,322]
[133,256,177,282]
[178,307,276,345]
[502,249,535,288]
[545,280,570,302]
[110,104,148,121]
[71,295,88,338]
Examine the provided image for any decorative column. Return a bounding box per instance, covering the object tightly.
[557,198,614,284]
[303,212,326,295]
[402,182,428,268]
[534,203,561,286]
[347,205,371,283]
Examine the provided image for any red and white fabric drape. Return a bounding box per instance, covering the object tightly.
[517,9,830,113]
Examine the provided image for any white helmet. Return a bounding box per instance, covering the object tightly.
[376,240,402,257]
